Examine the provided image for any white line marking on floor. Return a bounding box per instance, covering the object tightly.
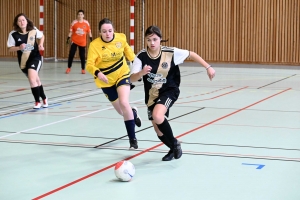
[0,99,143,139]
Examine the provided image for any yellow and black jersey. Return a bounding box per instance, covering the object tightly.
[86,33,135,88]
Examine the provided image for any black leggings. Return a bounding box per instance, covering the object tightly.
[68,43,86,69]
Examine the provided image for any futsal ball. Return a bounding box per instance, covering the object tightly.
[114,160,135,182]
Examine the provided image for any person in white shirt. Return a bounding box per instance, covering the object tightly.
[130,25,216,161]
[7,13,48,109]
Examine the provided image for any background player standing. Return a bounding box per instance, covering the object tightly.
[66,10,92,74]
[7,13,48,109]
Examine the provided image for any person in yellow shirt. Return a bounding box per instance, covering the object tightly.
[86,18,141,149]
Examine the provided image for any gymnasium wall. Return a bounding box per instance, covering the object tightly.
[1,0,299,65]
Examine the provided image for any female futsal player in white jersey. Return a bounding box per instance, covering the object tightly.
[130,25,215,161]
[7,13,48,109]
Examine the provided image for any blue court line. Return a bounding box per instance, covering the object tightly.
[0,103,62,119]
[242,163,265,169]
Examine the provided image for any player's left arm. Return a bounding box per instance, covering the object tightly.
[36,28,45,51]
[88,22,92,41]
[188,51,215,80]
[37,35,45,51]
[124,42,135,62]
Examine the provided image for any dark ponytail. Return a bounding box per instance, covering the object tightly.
[145,25,168,43]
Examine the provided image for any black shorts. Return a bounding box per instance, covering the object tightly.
[21,59,42,76]
[147,91,178,120]
[101,77,131,102]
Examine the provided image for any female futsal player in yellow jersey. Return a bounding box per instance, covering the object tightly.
[86,18,141,149]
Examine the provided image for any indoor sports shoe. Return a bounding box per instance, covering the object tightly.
[65,68,71,74]
[162,149,174,161]
[33,102,41,109]
[42,97,48,108]
[132,107,142,127]
[173,139,182,159]
[81,69,85,74]
[129,138,138,149]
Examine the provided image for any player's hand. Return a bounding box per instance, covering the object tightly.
[207,67,215,81]
[38,45,44,51]
[142,65,152,75]
[97,72,108,84]
[66,37,70,45]
[19,43,26,51]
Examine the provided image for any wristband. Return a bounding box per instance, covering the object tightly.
[205,65,211,70]
[94,70,100,77]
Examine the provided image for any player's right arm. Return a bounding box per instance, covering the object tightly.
[86,43,109,83]
[7,31,26,52]
[66,22,73,44]
[130,56,151,82]
[66,31,72,44]
[86,42,101,77]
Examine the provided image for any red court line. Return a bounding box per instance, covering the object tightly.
[0,88,27,94]
[176,86,248,104]
[32,88,291,200]
[177,86,233,99]
[176,88,291,138]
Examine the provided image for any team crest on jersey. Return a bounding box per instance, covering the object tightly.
[29,36,34,41]
[162,62,168,69]
[102,46,106,50]
[115,42,122,48]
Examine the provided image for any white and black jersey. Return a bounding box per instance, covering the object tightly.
[132,46,189,107]
[7,27,43,69]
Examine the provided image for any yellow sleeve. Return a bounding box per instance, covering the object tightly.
[86,42,101,77]
[124,42,135,61]
[119,33,135,61]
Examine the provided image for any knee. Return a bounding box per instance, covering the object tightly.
[118,99,129,110]
[152,113,164,124]
[28,78,37,86]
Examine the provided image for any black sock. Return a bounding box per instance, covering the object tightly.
[124,120,136,139]
[157,135,172,149]
[31,86,40,102]
[156,118,176,145]
[39,85,46,100]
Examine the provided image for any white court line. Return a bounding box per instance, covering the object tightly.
[0,89,102,113]
[0,98,144,139]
